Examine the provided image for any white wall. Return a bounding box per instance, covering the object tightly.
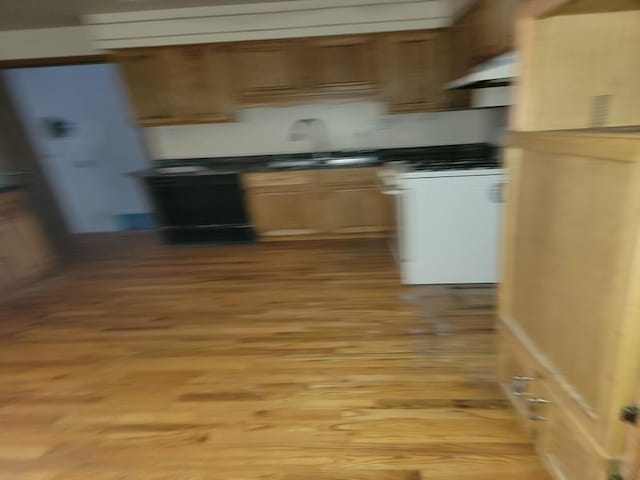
[145,102,503,159]
[0,26,101,61]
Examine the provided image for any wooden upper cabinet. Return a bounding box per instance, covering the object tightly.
[115,48,175,124]
[448,22,472,108]
[232,40,304,105]
[380,31,449,113]
[164,45,234,123]
[304,35,378,96]
[481,0,518,57]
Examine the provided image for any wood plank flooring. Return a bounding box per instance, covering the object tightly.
[0,239,551,479]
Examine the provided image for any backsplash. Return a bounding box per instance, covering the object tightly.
[144,101,506,160]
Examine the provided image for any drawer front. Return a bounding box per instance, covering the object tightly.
[317,167,379,186]
[498,325,618,480]
[242,171,316,189]
[533,379,609,480]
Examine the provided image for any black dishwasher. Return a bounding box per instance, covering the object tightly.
[145,173,255,244]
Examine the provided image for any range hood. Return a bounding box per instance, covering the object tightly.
[448,52,516,90]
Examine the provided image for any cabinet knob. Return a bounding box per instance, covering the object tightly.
[528,397,551,421]
[511,375,534,397]
[620,405,639,425]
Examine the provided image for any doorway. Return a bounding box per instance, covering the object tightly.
[2,63,151,233]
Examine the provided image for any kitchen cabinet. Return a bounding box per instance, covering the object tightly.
[318,167,391,235]
[520,9,640,130]
[447,0,517,90]
[115,28,478,123]
[0,191,53,293]
[380,30,449,113]
[499,130,640,480]
[448,18,472,108]
[481,0,517,57]
[232,40,305,106]
[242,171,320,238]
[115,48,175,125]
[243,168,391,240]
[164,44,235,123]
[304,35,378,97]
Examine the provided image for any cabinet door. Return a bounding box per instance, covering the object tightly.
[381,31,448,113]
[232,40,303,105]
[115,48,174,124]
[247,190,319,238]
[448,22,472,108]
[165,45,234,123]
[322,187,391,235]
[482,0,518,57]
[305,35,378,95]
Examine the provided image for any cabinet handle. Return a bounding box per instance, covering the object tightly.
[527,397,551,421]
[511,375,534,397]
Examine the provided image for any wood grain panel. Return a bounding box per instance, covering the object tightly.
[114,48,175,123]
[245,189,320,237]
[380,30,448,113]
[305,35,378,96]
[500,131,640,479]
[320,187,391,235]
[0,191,53,294]
[243,171,317,189]
[526,10,640,130]
[317,167,379,187]
[232,39,304,105]
[512,148,635,413]
[164,44,235,123]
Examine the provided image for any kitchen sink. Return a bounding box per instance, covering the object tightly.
[268,156,376,169]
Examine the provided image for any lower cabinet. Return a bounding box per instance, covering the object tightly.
[245,189,320,238]
[242,167,391,240]
[321,186,391,235]
[498,131,640,480]
[0,191,53,293]
[498,327,611,480]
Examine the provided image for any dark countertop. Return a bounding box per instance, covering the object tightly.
[135,143,498,178]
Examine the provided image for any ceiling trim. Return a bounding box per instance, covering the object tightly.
[86,0,454,49]
[84,0,445,23]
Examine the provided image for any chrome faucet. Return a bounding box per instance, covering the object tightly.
[288,118,331,159]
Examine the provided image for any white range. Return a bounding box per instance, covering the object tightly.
[380,161,504,285]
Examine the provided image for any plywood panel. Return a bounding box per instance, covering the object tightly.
[115,48,175,123]
[245,189,320,238]
[306,35,378,95]
[164,44,234,123]
[526,10,640,130]
[502,132,640,470]
[232,40,304,104]
[380,30,448,113]
[321,187,391,235]
[512,150,635,412]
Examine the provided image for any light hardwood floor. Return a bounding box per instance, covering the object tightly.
[0,238,551,479]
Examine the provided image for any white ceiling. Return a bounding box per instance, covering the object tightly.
[0,0,296,30]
